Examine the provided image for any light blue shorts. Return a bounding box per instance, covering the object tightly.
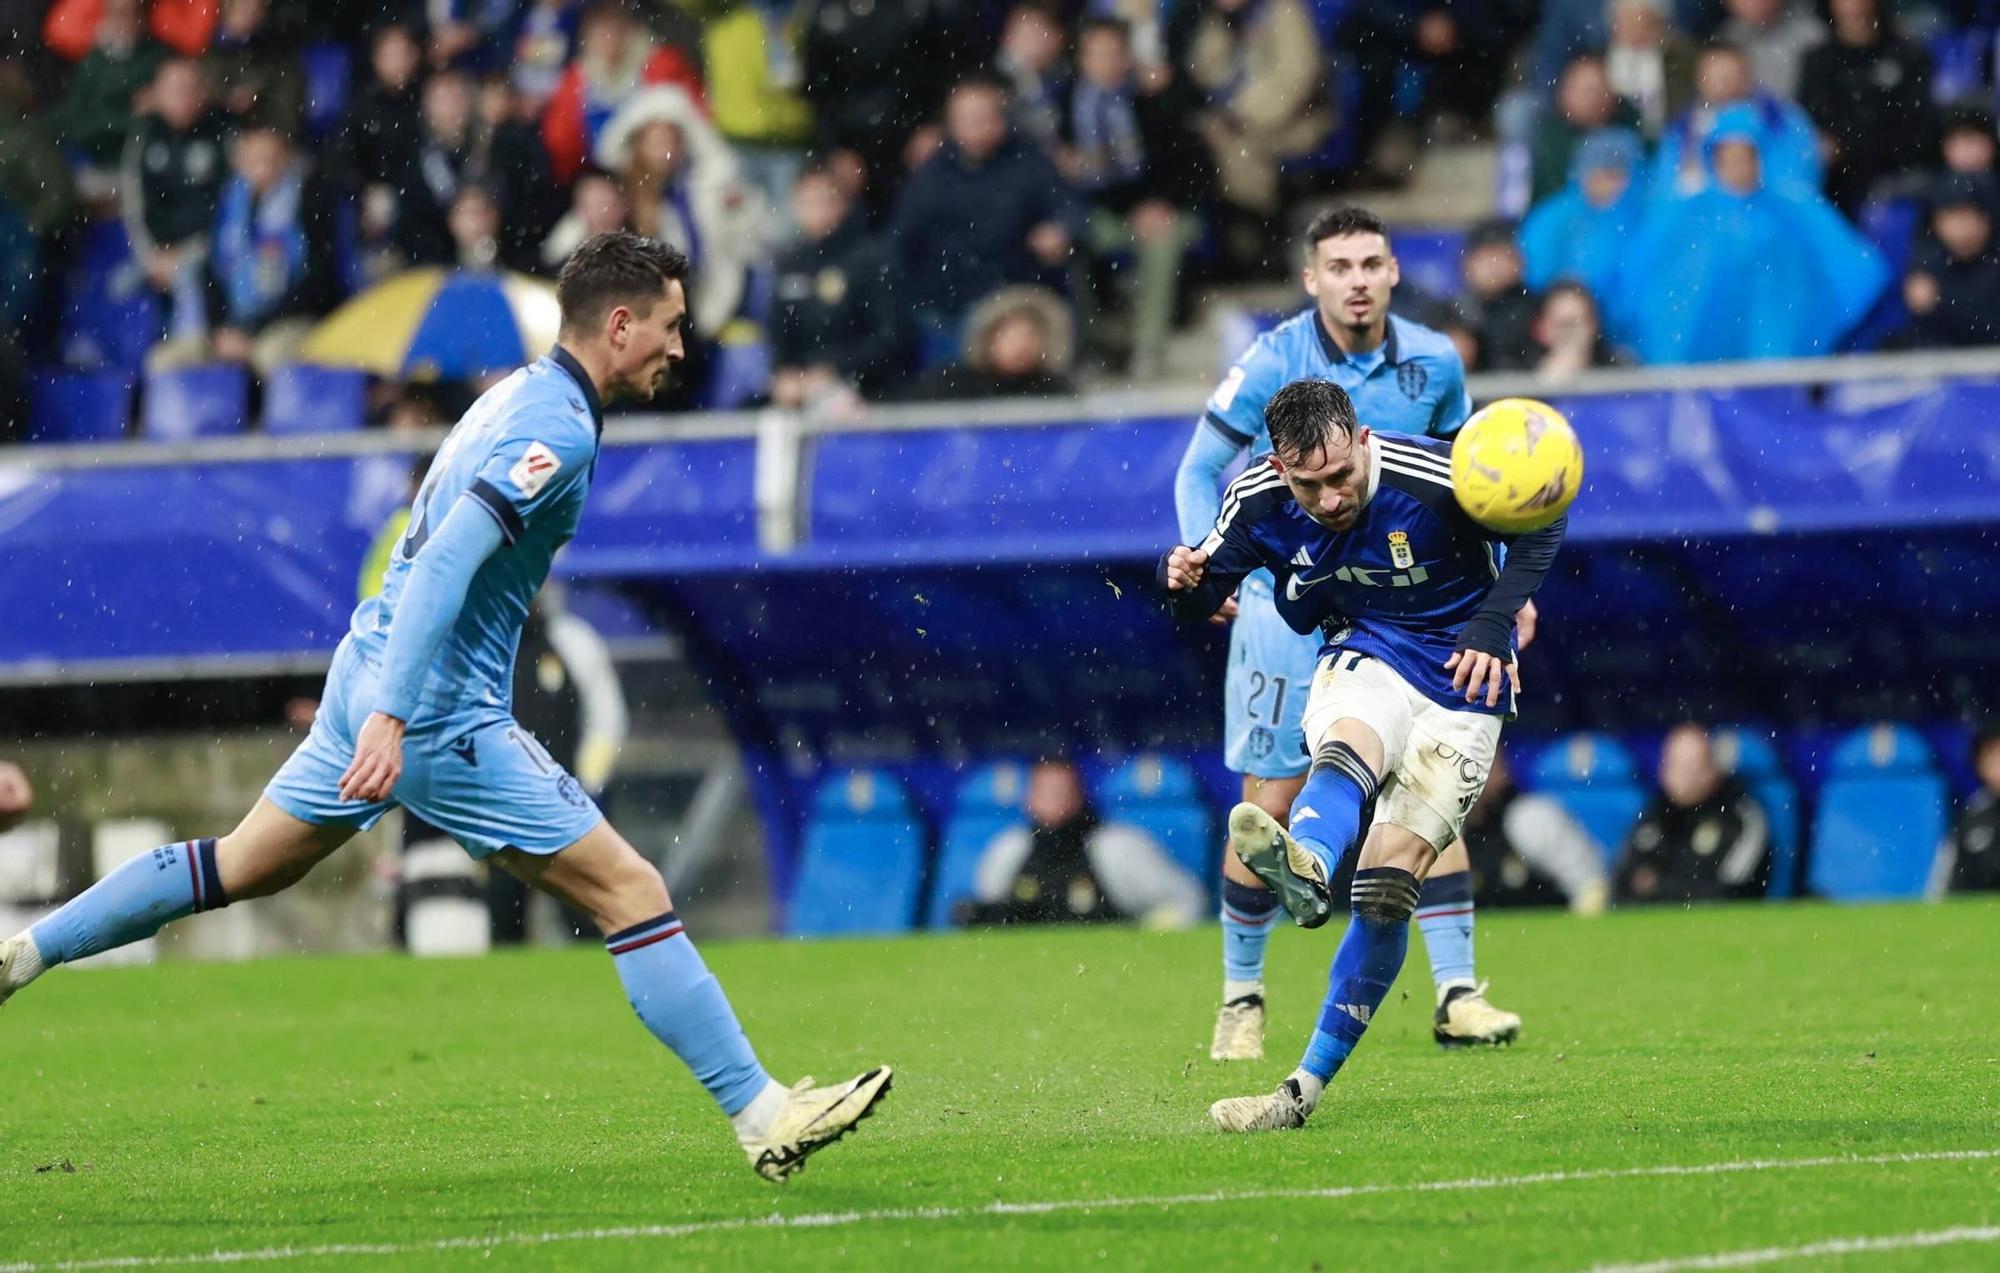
[265,638,603,858]
[1223,575,1321,779]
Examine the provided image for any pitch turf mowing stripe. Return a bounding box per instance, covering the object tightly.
[3,1148,1994,1272]
[1582,1223,2000,1271]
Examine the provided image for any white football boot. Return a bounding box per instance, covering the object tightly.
[742,1066,894,1182]
[1210,994,1266,1062]
[1433,981,1522,1048]
[1209,1076,1317,1133]
[1227,803,1334,928]
[0,935,34,1008]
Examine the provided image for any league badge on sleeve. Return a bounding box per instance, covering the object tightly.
[509,442,563,498]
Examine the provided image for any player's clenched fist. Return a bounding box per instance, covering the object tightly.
[1164,545,1208,591]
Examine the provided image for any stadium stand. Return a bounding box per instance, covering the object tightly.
[141,365,251,441]
[787,770,926,937]
[928,761,1030,928]
[27,370,131,444]
[1713,728,1803,899]
[1529,734,1645,868]
[1809,724,1950,902]
[262,365,369,436]
[1097,754,1215,885]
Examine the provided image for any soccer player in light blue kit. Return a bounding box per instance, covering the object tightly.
[0,235,891,1183]
[1163,378,1566,1131]
[1179,207,1531,1062]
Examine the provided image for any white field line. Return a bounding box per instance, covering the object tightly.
[3,1147,1995,1271]
[1584,1224,2000,1271]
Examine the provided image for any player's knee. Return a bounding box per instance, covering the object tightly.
[1244,776,1301,824]
[597,851,672,933]
[1350,867,1420,923]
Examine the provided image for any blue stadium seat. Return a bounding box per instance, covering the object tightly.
[1712,727,1802,898]
[263,364,367,435]
[788,769,926,936]
[929,761,1031,926]
[702,333,773,411]
[1529,734,1646,867]
[142,365,250,440]
[1098,753,1215,883]
[302,43,353,137]
[56,221,162,374]
[27,370,132,443]
[1809,724,1947,901]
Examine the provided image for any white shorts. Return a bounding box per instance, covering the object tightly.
[1300,650,1501,853]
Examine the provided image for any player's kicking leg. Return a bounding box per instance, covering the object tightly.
[495,823,891,1182]
[1212,774,1298,1062]
[0,798,353,1005]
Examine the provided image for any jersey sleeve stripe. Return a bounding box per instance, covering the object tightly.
[1202,410,1255,446]
[1377,456,1456,489]
[1377,438,1454,472]
[1209,468,1286,542]
[466,479,525,544]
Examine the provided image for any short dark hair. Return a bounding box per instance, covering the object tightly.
[1264,378,1360,463]
[1699,38,1748,63]
[951,70,1011,101]
[1304,205,1390,255]
[557,232,689,334]
[1079,15,1131,43]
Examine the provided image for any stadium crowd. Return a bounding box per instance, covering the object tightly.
[6,0,2000,437]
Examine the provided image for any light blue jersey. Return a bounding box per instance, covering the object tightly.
[266,348,608,856]
[1177,307,1470,778]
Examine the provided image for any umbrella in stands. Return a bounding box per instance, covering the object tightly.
[301,269,563,378]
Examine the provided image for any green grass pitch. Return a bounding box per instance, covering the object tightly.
[3,899,1997,1270]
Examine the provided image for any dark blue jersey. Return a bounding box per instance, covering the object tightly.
[1162,432,1565,717]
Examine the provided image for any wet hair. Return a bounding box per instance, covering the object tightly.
[556,232,689,334]
[1304,205,1390,255]
[1264,378,1360,464]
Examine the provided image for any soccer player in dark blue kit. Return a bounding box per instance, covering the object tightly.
[1161,378,1565,1132]
[0,234,891,1181]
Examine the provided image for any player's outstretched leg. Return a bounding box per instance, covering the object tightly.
[1210,827,1426,1133]
[1227,736,1381,929]
[499,824,891,1183]
[1415,844,1521,1047]
[1,800,347,1007]
[1213,777,1299,1062]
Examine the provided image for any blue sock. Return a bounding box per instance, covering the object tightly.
[1220,877,1282,990]
[606,912,772,1116]
[1287,741,1380,875]
[1414,870,1477,996]
[29,839,226,966]
[1298,867,1420,1082]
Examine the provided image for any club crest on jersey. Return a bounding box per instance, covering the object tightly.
[509,441,562,498]
[1387,530,1415,569]
[1396,361,1428,401]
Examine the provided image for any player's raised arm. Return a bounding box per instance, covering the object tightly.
[1446,514,1568,708]
[1159,468,1283,623]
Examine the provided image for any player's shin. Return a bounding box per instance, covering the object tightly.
[1413,868,1477,1001]
[1220,877,1282,996]
[1287,740,1380,876]
[1293,867,1420,1099]
[7,839,228,992]
[604,912,782,1135]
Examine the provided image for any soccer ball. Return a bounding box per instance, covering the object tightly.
[1449,397,1584,534]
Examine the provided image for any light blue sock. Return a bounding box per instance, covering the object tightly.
[29,839,226,966]
[606,912,772,1116]
[1287,741,1380,876]
[1298,867,1419,1082]
[1414,870,1477,994]
[1220,877,1282,989]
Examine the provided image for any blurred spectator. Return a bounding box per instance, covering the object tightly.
[800,0,977,214]
[50,0,166,175]
[0,59,77,328]
[540,169,630,269]
[1649,41,1823,199]
[0,760,31,834]
[1929,723,2000,896]
[1184,0,1329,240]
[542,0,704,184]
[1797,0,1934,215]
[1605,0,1697,138]
[389,71,558,270]
[960,757,1204,928]
[1461,749,1609,914]
[1941,103,1997,179]
[1533,53,1645,204]
[891,75,1083,351]
[428,0,519,71]
[202,0,302,134]
[593,84,773,336]
[510,0,584,110]
[475,76,563,271]
[1717,0,1822,100]
[192,125,339,371]
[1458,219,1538,372]
[1343,3,1512,165]
[1615,723,1770,904]
[1532,280,1627,381]
[903,285,1076,399]
[121,58,227,345]
[699,0,816,219]
[44,0,210,61]
[996,2,1070,155]
[1899,174,2000,348]
[446,184,505,269]
[1624,105,1887,363]
[1520,127,1645,311]
[770,160,904,410]
[1060,16,1212,378]
[341,24,425,233]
